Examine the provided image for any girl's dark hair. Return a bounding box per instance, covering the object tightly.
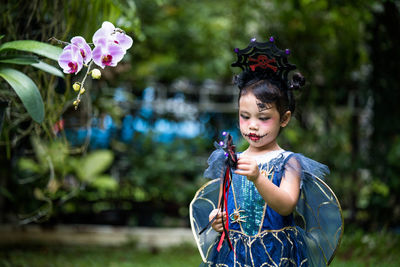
[234,70,305,117]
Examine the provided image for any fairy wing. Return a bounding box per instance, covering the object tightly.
[189,179,220,262]
[290,154,344,266]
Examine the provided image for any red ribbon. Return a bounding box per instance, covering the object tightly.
[217,165,234,252]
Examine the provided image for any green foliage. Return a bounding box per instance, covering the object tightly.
[0,40,63,61]
[76,150,114,183]
[334,228,400,266]
[0,68,45,123]
[39,134,212,225]
[0,0,143,223]
[0,0,398,229]
[116,134,208,204]
[0,40,63,123]
[132,0,238,83]
[0,0,142,143]
[14,139,117,223]
[0,55,39,65]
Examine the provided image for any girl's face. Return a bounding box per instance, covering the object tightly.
[239,92,291,153]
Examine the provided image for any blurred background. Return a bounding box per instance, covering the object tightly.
[0,0,399,266]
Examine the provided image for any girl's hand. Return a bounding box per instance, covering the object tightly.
[209,209,226,233]
[235,156,260,182]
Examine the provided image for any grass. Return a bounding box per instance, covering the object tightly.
[330,228,400,267]
[1,229,399,267]
[0,243,201,267]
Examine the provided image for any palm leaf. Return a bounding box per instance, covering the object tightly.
[32,61,64,78]
[0,40,63,61]
[0,55,39,65]
[0,68,44,123]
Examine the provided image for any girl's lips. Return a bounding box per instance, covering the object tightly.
[247,133,262,141]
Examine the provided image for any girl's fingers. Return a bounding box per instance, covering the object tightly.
[235,167,247,173]
[212,219,227,232]
[238,161,258,171]
[236,163,252,170]
[235,168,258,178]
[238,156,256,163]
[235,168,250,175]
[209,209,219,221]
[237,161,256,169]
[212,210,228,232]
[235,170,249,176]
[237,158,252,165]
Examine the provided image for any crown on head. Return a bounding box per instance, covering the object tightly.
[231,36,297,90]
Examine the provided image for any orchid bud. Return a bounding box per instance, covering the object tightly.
[91,68,101,79]
[72,82,80,92]
[80,87,86,94]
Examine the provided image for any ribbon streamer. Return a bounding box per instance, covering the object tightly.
[199,132,237,252]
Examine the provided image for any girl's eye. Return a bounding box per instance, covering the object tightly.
[240,114,249,120]
[259,117,270,121]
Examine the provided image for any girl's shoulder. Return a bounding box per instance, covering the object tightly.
[284,152,330,178]
[253,150,330,178]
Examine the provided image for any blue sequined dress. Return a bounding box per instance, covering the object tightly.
[190,149,343,267]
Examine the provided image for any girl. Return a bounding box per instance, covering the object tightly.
[190,37,343,267]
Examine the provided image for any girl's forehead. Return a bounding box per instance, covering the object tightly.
[239,93,277,113]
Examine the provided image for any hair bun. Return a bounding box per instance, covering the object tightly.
[289,72,305,91]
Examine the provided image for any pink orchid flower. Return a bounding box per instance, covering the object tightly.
[92,37,125,69]
[58,44,83,74]
[71,36,92,65]
[93,21,133,52]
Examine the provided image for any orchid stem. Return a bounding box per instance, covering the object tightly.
[48,37,70,46]
[75,61,93,110]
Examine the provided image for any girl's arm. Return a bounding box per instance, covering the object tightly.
[235,155,300,216]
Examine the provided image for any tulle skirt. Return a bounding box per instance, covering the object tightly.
[201,227,308,267]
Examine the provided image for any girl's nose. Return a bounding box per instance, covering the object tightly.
[249,120,259,130]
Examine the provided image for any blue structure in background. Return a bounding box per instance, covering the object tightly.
[64,86,229,149]
[64,114,117,149]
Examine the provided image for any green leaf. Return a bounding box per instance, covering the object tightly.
[91,175,118,191]
[78,150,114,181]
[0,100,7,134]
[32,61,64,78]
[18,158,41,173]
[0,40,63,61]
[0,68,44,123]
[0,35,4,40]
[0,186,14,201]
[0,55,39,65]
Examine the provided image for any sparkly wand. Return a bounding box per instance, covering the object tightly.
[199,132,237,252]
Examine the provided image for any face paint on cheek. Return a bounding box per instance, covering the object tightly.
[261,118,275,126]
[239,116,249,128]
[261,118,281,136]
[239,118,249,138]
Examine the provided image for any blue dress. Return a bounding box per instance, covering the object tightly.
[190,149,343,267]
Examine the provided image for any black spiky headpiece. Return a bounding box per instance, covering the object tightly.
[232,36,303,91]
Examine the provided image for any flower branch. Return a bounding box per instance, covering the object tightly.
[52,21,133,109]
